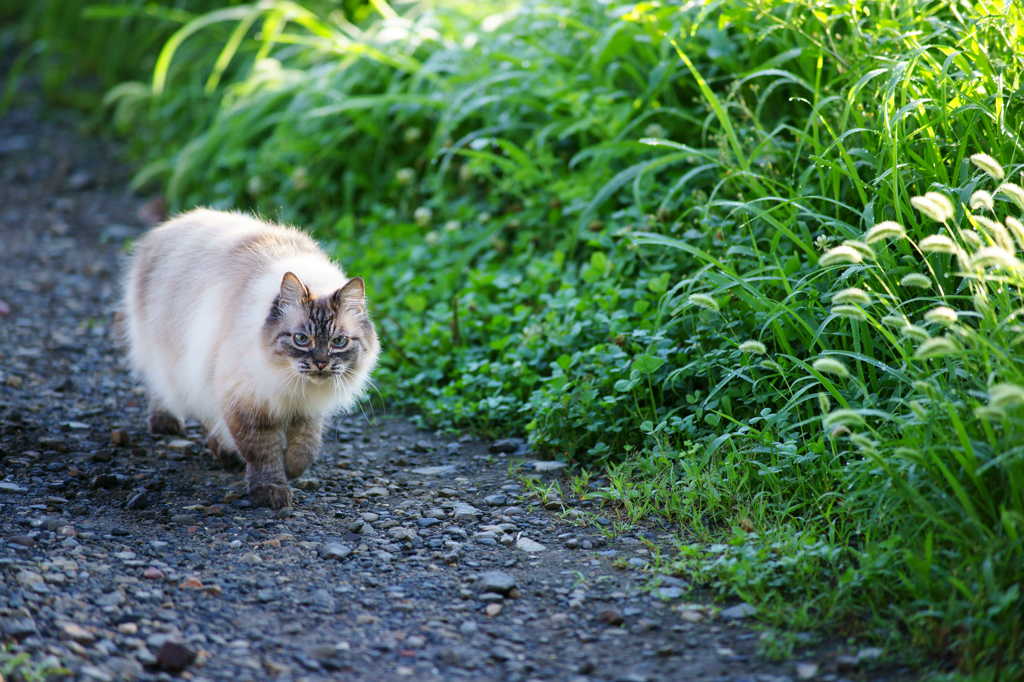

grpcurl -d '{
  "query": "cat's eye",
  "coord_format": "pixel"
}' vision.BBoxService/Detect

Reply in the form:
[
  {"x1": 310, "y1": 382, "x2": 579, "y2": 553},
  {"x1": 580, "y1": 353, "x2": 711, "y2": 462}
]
[
  {"x1": 292, "y1": 333, "x2": 312, "y2": 347},
  {"x1": 330, "y1": 335, "x2": 349, "y2": 349}
]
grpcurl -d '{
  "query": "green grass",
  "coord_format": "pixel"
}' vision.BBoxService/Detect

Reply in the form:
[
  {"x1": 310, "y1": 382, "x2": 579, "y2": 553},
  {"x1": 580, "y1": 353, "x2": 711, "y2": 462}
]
[
  {"x1": 0, "y1": 645, "x2": 67, "y2": 682},
  {"x1": 9, "y1": 0, "x2": 1024, "y2": 676}
]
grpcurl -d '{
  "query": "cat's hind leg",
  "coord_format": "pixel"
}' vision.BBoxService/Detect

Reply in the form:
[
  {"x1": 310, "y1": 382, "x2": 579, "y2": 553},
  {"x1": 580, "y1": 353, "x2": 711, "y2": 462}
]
[
  {"x1": 284, "y1": 415, "x2": 323, "y2": 479},
  {"x1": 227, "y1": 406, "x2": 291, "y2": 509},
  {"x1": 147, "y1": 398, "x2": 183, "y2": 436}
]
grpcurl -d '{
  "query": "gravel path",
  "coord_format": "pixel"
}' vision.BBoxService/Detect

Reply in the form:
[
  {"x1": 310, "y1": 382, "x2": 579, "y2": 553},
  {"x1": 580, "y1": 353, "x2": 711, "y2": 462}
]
[{"x1": 0, "y1": 102, "x2": 914, "y2": 681}]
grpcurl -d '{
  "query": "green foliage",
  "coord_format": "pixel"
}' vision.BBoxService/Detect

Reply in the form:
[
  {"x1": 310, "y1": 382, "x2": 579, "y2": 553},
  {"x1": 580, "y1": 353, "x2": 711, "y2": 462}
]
[
  {"x1": 0, "y1": 645, "x2": 67, "y2": 682},
  {"x1": 13, "y1": 0, "x2": 1024, "y2": 675}
]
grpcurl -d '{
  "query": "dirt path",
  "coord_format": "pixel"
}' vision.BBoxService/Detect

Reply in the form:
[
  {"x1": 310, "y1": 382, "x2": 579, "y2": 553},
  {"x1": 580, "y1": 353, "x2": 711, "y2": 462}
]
[{"x1": 0, "y1": 102, "x2": 912, "y2": 682}]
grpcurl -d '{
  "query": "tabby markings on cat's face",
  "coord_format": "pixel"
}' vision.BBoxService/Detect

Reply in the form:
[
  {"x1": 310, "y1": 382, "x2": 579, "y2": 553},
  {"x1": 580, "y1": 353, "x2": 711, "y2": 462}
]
[{"x1": 266, "y1": 273, "x2": 370, "y2": 384}]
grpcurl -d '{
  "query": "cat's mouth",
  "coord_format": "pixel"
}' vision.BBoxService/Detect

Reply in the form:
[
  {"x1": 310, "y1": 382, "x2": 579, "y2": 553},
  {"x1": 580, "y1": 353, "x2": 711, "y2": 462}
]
[{"x1": 301, "y1": 369, "x2": 335, "y2": 382}]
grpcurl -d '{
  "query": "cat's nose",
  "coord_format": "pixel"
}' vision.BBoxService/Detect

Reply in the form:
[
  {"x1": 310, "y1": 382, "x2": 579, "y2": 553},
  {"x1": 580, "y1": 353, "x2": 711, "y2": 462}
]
[{"x1": 314, "y1": 359, "x2": 328, "y2": 370}]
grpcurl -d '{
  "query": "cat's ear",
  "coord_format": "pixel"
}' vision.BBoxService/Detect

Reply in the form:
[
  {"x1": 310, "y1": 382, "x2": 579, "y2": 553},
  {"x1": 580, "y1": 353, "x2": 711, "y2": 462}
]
[
  {"x1": 330, "y1": 277, "x2": 366, "y2": 315},
  {"x1": 279, "y1": 271, "x2": 310, "y2": 306}
]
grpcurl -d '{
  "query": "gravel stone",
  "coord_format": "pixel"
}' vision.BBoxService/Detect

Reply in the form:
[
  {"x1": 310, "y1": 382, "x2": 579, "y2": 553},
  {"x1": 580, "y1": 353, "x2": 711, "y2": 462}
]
[
  {"x1": 478, "y1": 570, "x2": 516, "y2": 595},
  {"x1": 490, "y1": 437, "x2": 527, "y2": 454},
  {"x1": 796, "y1": 662, "x2": 819, "y2": 679},
  {"x1": 598, "y1": 609, "x2": 625, "y2": 626},
  {"x1": 320, "y1": 542, "x2": 353, "y2": 560},
  {"x1": 655, "y1": 586, "x2": 684, "y2": 600},
  {"x1": 411, "y1": 465, "x2": 457, "y2": 475},
  {"x1": 530, "y1": 460, "x2": 567, "y2": 472},
  {"x1": 515, "y1": 536, "x2": 546, "y2": 553},
  {"x1": 2, "y1": 617, "x2": 38, "y2": 639},
  {"x1": 452, "y1": 502, "x2": 480, "y2": 521},
  {"x1": 60, "y1": 622, "x2": 96, "y2": 643},
  {"x1": 156, "y1": 641, "x2": 197, "y2": 672},
  {"x1": 720, "y1": 603, "x2": 757, "y2": 620}
]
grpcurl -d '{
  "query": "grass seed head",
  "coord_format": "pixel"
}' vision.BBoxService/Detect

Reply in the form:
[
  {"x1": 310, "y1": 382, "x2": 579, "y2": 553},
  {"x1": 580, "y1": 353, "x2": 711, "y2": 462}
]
[
  {"x1": 290, "y1": 166, "x2": 309, "y2": 190},
  {"x1": 812, "y1": 357, "x2": 850, "y2": 378},
  {"x1": 919, "y1": 234, "x2": 958, "y2": 254},
  {"x1": 899, "y1": 273, "x2": 931, "y2": 288},
  {"x1": 865, "y1": 221, "x2": 906, "y2": 244},
  {"x1": 829, "y1": 425, "x2": 851, "y2": 439},
  {"x1": 974, "y1": 405, "x2": 1006, "y2": 420},
  {"x1": 246, "y1": 175, "x2": 263, "y2": 196},
  {"x1": 738, "y1": 340, "x2": 767, "y2": 354},
  {"x1": 971, "y1": 246, "x2": 1021, "y2": 270},
  {"x1": 970, "y1": 214, "x2": 1014, "y2": 250},
  {"x1": 988, "y1": 382, "x2": 1024, "y2": 408},
  {"x1": 819, "y1": 245, "x2": 864, "y2": 266},
  {"x1": 832, "y1": 287, "x2": 871, "y2": 305},
  {"x1": 414, "y1": 206, "x2": 433, "y2": 226},
  {"x1": 643, "y1": 123, "x2": 666, "y2": 138},
  {"x1": 959, "y1": 229, "x2": 983, "y2": 249},
  {"x1": 396, "y1": 167, "x2": 415, "y2": 185},
  {"x1": 1004, "y1": 215, "x2": 1024, "y2": 252},
  {"x1": 914, "y1": 336, "x2": 959, "y2": 359},
  {"x1": 911, "y1": 192, "x2": 954, "y2": 223},
  {"x1": 970, "y1": 152, "x2": 1005, "y2": 180},
  {"x1": 882, "y1": 312, "x2": 910, "y2": 328},
  {"x1": 901, "y1": 324, "x2": 930, "y2": 341},
  {"x1": 997, "y1": 182, "x2": 1024, "y2": 210},
  {"x1": 849, "y1": 433, "x2": 878, "y2": 452},
  {"x1": 687, "y1": 293, "x2": 719, "y2": 312},
  {"x1": 924, "y1": 306, "x2": 958, "y2": 326},
  {"x1": 832, "y1": 304, "x2": 868, "y2": 320},
  {"x1": 970, "y1": 190, "x2": 995, "y2": 212},
  {"x1": 822, "y1": 408, "x2": 864, "y2": 428},
  {"x1": 842, "y1": 239, "x2": 875, "y2": 260}
]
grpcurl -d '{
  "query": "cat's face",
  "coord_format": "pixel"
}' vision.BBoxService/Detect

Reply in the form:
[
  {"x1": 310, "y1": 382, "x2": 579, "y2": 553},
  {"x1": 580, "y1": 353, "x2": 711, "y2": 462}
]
[{"x1": 266, "y1": 273, "x2": 376, "y2": 384}]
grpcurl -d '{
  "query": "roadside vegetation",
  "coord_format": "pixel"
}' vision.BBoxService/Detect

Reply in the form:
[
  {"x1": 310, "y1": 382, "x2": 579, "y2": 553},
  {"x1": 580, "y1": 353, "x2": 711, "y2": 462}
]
[{"x1": 7, "y1": 0, "x2": 1024, "y2": 676}]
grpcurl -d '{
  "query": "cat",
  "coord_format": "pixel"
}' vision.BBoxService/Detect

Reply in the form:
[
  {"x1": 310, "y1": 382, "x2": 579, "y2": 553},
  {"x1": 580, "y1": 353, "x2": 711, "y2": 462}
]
[{"x1": 122, "y1": 208, "x2": 380, "y2": 509}]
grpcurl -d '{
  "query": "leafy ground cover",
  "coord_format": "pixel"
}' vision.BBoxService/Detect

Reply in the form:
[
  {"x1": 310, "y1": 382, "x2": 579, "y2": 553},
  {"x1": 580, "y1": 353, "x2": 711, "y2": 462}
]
[{"x1": 8, "y1": 0, "x2": 1024, "y2": 677}]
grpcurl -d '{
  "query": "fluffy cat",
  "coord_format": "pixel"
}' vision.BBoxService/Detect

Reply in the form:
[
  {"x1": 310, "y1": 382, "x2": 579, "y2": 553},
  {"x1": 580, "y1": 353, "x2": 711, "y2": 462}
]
[{"x1": 123, "y1": 208, "x2": 379, "y2": 508}]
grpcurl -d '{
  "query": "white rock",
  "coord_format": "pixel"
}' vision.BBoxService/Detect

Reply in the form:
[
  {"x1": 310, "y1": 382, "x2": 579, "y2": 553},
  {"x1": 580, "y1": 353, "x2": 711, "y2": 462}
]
[
  {"x1": 451, "y1": 502, "x2": 480, "y2": 521},
  {"x1": 410, "y1": 465, "x2": 458, "y2": 476},
  {"x1": 796, "y1": 662, "x2": 819, "y2": 679},
  {"x1": 515, "y1": 536, "x2": 546, "y2": 553},
  {"x1": 719, "y1": 602, "x2": 756, "y2": 620},
  {"x1": 531, "y1": 461, "x2": 567, "y2": 472}
]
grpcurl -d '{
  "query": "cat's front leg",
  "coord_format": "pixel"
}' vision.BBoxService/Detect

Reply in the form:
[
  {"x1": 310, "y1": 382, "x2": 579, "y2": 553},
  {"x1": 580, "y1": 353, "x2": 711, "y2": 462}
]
[
  {"x1": 284, "y1": 415, "x2": 323, "y2": 479},
  {"x1": 227, "y1": 407, "x2": 291, "y2": 509},
  {"x1": 206, "y1": 432, "x2": 244, "y2": 471}
]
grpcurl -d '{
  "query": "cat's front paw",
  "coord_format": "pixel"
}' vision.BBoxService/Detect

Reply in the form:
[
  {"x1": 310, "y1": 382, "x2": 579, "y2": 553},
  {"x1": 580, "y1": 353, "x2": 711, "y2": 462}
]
[
  {"x1": 284, "y1": 449, "x2": 315, "y2": 479},
  {"x1": 249, "y1": 483, "x2": 293, "y2": 509}
]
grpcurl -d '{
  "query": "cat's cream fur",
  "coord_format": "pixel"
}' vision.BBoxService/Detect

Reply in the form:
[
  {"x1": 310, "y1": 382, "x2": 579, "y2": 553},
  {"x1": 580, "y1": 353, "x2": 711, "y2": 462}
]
[{"x1": 123, "y1": 208, "x2": 379, "y2": 507}]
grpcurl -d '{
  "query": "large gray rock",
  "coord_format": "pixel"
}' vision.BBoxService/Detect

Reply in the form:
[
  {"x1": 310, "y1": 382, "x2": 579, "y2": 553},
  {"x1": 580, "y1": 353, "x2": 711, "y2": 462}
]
[
  {"x1": 478, "y1": 571, "x2": 516, "y2": 596},
  {"x1": 319, "y1": 542, "x2": 352, "y2": 560}
]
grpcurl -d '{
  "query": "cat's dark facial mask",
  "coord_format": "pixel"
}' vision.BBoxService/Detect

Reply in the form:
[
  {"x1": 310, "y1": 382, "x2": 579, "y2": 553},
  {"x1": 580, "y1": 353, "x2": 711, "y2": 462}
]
[{"x1": 267, "y1": 274, "x2": 371, "y2": 382}]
